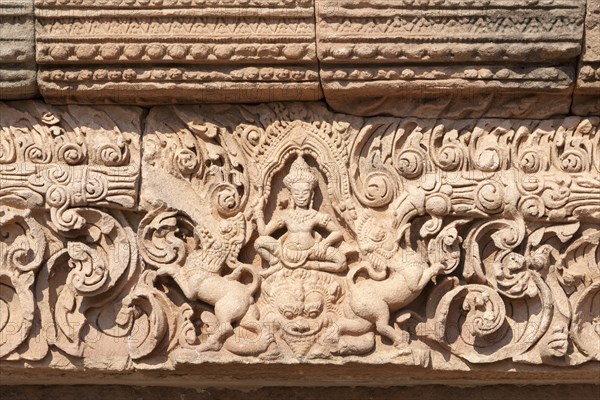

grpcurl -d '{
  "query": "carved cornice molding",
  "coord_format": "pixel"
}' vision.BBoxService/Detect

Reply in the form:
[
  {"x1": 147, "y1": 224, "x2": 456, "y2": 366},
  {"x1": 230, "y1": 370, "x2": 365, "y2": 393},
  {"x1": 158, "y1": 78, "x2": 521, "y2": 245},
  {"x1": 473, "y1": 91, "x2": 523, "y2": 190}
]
[
  {"x1": 573, "y1": 0, "x2": 600, "y2": 115},
  {"x1": 1, "y1": 101, "x2": 598, "y2": 375},
  {"x1": 34, "y1": 0, "x2": 320, "y2": 104},
  {"x1": 0, "y1": 1, "x2": 598, "y2": 117},
  {"x1": 0, "y1": 0, "x2": 37, "y2": 99},
  {"x1": 316, "y1": 0, "x2": 585, "y2": 118}
]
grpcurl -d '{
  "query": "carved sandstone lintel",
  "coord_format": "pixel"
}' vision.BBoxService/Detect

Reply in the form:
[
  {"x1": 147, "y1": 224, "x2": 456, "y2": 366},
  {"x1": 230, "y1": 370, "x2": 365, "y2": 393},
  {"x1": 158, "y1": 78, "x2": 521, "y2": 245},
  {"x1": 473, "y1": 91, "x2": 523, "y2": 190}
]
[
  {"x1": 1, "y1": 101, "x2": 598, "y2": 374},
  {"x1": 0, "y1": 0, "x2": 37, "y2": 100},
  {"x1": 135, "y1": 103, "x2": 599, "y2": 367},
  {"x1": 0, "y1": 101, "x2": 142, "y2": 366}
]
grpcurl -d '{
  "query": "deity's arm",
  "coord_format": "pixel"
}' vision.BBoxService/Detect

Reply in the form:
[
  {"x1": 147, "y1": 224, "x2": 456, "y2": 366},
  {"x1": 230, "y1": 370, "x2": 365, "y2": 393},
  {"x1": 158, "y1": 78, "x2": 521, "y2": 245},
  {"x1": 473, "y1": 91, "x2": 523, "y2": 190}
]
[
  {"x1": 319, "y1": 214, "x2": 343, "y2": 246},
  {"x1": 242, "y1": 210, "x2": 256, "y2": 242},
  {"x1": 255, "y1": 203, "x2": 285, "y2": 236},
  {"x1": 252, "y1": 200, "x2": 267, "y2": 235},
  {"x1": 262, "y1": 216, "x2": 285, "y2": 236}
]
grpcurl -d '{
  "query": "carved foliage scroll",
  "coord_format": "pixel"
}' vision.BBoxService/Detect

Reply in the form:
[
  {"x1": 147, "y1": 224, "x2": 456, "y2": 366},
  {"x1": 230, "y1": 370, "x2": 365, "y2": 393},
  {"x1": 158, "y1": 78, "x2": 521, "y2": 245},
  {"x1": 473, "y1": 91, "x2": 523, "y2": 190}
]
[
  {"x1": 1, "y1": 102, "x2": 599, "y2": 370},
  {"x1": 0, "y1": 101, "x2": 142, "y2": 364},
  {"x1": 133, "y1": 103, "x2": 599, "y2": 367}
]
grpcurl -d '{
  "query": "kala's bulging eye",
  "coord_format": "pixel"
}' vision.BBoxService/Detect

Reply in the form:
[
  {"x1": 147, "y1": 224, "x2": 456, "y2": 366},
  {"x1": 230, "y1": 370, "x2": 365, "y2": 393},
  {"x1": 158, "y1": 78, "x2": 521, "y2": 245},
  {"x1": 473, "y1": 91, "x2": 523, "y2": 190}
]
[
  {"x1": 283, "y1": 310, "x2": 294, "y2": 320},
  {"x1": 307, "y1": 311, "x2": 319, "y2": 319}
]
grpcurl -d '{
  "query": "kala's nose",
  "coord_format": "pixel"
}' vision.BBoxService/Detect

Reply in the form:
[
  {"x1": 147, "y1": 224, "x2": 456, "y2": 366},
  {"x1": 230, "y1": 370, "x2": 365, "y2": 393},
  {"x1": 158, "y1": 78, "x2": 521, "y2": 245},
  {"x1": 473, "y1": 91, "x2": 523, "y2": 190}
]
[{"x1": 290, "y1": 323, "x2": 311, "y2": 334}]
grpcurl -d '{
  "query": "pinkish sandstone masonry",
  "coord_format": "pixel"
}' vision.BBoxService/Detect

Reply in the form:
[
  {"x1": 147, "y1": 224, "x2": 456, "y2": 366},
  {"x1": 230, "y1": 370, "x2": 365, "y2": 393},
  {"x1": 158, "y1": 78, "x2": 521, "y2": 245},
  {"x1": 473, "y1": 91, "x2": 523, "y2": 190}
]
[{"x1": 0, "y1": 0, "x2": 599, "y2": 395}]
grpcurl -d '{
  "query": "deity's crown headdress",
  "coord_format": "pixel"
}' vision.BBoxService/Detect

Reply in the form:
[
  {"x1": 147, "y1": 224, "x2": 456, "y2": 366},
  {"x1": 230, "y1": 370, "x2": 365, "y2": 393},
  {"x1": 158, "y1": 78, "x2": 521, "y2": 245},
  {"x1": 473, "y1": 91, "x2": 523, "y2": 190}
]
[{"x1": 283, "y1": 156, "x2": 318, "y2": 189}]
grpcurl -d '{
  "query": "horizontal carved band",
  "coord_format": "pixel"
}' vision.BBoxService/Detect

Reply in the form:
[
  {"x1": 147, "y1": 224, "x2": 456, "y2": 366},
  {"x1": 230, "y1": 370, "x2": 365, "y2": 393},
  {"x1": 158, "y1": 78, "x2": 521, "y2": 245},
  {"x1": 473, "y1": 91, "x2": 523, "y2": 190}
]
[
  {"x1": 33, "y1": 0, "x2": 320, "y2": 105},
  {"x1": 1, "y1": 0, "x2": 599, "y2": 117},
  {"x1": 573, "y1": 0, "x2": 600, "y2": 115},
  {"x1": 1, "y1": 101, "x2": 598, "y2": 373},
  {"x1": 0, "y1": 0, "x2": 37, "y2": 99}
]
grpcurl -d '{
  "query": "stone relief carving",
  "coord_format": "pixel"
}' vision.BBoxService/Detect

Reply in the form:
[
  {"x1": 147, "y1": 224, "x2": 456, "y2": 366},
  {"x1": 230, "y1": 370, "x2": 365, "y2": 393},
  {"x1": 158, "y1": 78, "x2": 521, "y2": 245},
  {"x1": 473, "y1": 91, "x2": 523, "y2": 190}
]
[
  {"x1": 0, "y1": 0, "x2": 596, "y2": 118},
  {"x1": 573, "y1": 0, "x2": 600, "y2": 116},
  {"x1": 1, "y1": 101, "x2": 599, "y2": 370},
  {"x1": 129, "y1": 103, "x2": 599, "y2": 367},
  {"x1": 0, "y1": 101, "x2": 142, "y2": 366},
  {"x1": 316, "y1": 0, "x2": 585, "y2": 118},
  {"x1": 254, "y1": 156, "x2": 347, "y2": 276},
  {"x1": 34, "y1": 0, "x2": 320, "y2": 104}
]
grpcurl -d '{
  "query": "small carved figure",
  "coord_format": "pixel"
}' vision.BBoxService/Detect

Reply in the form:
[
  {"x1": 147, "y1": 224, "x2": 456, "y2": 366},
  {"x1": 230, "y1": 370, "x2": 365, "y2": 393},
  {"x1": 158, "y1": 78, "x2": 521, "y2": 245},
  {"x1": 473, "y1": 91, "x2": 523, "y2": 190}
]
[
  {"x1": 154, "y1": 215, "x2": 260, "y2": 352},
  {"x1": 254, "y1": 156, "x2": 347, "y2": 276},
  {"x1": 329, "y1": 217, "x2": 449, "y2": 353}
]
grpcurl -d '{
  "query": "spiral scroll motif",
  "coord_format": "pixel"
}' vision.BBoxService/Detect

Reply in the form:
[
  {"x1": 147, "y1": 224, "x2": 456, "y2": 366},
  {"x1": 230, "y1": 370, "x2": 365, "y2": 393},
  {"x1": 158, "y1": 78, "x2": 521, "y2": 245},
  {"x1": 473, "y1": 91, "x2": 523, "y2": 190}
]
[
  {"x1": 24, "y1": 144, "x2": 52, "y2": 164},
  {"x1": 425, "y1": 279, "x2": 552, "y2": 363},
  {"x1": 58, "y1": 143, "x2": 86, "y2": 165},
  {"x1": 475, "y1": 181, "x2": 504, "y2": 214},
  {"x1": 99, "y1": 143, "x2": 129, "y2": 166},
  {"x1": 572, "y1": 281, "x2": 600, "y2": 360},
  {"x1": 360, "y1": 171, "x2": 396, "y2": 208},
  {"x1": 437, "y1": 143, "x2": 464, "y2": 171},
  {"x1": 139, "y1": 209, "x2": 193, "y2": 269},
  {"x1": 211, "y1": 183, "x2": 243, "y2": 217},
  {"x1": 0, "y1": 206, "x2": 46, "y2": 358},
  {"x1": 396, "y1": 149, "x2": 424, "y2": 179},
  {"x1": 174, "y1": 148, "x2": 201, "y2": 176}
]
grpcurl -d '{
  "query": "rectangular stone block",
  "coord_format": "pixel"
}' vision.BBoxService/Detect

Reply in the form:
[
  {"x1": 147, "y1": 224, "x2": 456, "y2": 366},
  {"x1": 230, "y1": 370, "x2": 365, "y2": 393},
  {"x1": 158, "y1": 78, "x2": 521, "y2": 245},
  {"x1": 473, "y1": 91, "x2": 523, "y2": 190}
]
[
  {"x1": 0, "y1": 101, "x2": 142, "y2": 216},
  {"x1": 35, "y1": 0, "x2": 321, "y2": 104},
  {"x1": 573, "y1": 0, "x2": 600, "y2": 116},
  {"x1": 316, "y1": 0, "x2": 585, "y2": 118},
  {"x1": 0, "y1": 102, "x2": 143, "y2": 372},
  {"x1": 0, "y1": 0, "x2": 36, "y2": 99},
  {"x1": 1, "y1": 102, "x2": 599, "y2": 384}
]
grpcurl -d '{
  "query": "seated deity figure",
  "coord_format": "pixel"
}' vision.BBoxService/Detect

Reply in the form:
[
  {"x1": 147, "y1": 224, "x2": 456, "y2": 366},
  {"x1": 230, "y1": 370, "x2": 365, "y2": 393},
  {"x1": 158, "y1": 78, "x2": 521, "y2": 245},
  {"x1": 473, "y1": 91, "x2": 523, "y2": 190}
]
[{"x1": 254, "y1": 156, "x2": 347, "y2": 276}]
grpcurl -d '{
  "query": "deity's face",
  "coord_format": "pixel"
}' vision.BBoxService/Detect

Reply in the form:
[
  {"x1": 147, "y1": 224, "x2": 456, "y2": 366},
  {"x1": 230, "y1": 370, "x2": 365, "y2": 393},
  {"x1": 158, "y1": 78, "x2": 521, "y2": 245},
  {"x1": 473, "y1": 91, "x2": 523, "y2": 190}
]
[{"x1": 290, "y1": 181, "x2": 313, "y2": 208}]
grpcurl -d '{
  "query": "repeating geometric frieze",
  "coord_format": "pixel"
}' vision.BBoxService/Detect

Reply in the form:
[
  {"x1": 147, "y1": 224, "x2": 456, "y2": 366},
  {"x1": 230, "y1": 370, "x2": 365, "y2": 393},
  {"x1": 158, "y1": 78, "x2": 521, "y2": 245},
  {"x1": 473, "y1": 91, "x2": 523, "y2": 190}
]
[
  {"x1": 317, "y1": 0, "x2": 584, "y2": 63},
  {"x1": 316, "y1": 0, "x2": 585, "y2": 118},
  {"x1": 34, "y1": 0, "x2": 320, "y2": 104},
  {"x1": 0, "y1": 101, "x2": 599, "y2": 371},
  {"x1": 0, "y1": 0, "x2": 597, "y2": 115}
]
